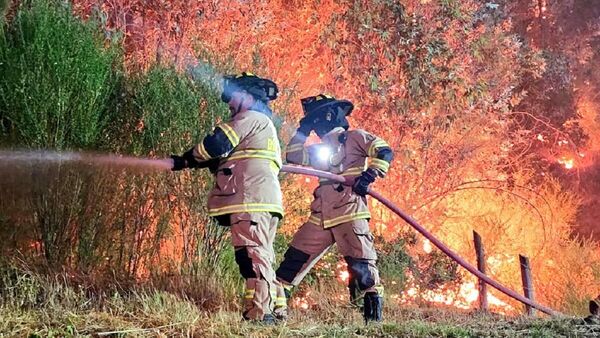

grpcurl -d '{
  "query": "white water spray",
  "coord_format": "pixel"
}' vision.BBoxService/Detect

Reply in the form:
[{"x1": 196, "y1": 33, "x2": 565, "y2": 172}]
[{"x1": 0, "y1": 150, "x2": 173, "y2": 171}]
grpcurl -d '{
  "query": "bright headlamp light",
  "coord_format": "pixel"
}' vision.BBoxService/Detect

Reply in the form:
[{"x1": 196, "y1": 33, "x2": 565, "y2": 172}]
[
  {"x1": 307, "y1": 143, "x2": 333, "y2": 165},
  {"x1": 316, "y1": 145, "x2": 332, "y2": 162}
]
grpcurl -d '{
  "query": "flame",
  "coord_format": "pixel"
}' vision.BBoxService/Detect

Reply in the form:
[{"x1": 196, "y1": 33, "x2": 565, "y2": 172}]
[
  {"x1": 292, "y1": 297, "x2": 310, "y2": 309},
  {"x1": 330, "y1": 255, "x2": 513, "y2": 314},
  {"x1": 339, "y1": 270, "x2": 350, "y2": 283},
  {"x1": 336, "y1": 261, "x2": 350, "y2": 283},
  {"x1": 423, "y1": 239, "x2": 433, "y2": 254},
  {"x1": 292, "y1": 291, "x2": 312, "y2": 310},
  {"x1": 395, "y1": 274, "x2": 514, "y2": 314},
  {"x1": 557, "y1": 157, "x2": 574, "y2": 169}
]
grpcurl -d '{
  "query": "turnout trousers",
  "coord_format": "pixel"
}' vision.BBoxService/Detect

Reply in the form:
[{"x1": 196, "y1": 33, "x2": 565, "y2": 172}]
[
  {"x1": 223, "y1": 212, "x2": 285, "y2": 320},
  {"x1": 276, "y1": 218, "x2": 382, "y2": 297}
]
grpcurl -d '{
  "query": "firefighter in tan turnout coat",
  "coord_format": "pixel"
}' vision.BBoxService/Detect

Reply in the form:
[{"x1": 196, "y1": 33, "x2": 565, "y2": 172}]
[
  {"x1": 276, "y1": 95, "x2": 393, "y2": 322},
  {"x1": 171, "y1": 73, "x2": 284, "y2": 323}
]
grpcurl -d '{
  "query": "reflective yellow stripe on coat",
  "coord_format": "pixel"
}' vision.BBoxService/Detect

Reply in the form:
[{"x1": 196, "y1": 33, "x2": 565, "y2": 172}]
[
  {"x1": 208, "y1": 203, "x2": 285, "y2": 217},
  {"x1": 368, "y1": 158, "x2": 390, "y2": 173},
  {"x1": 225, "y1": 149, "x2": 282, "y2": 168},
  {"x1": 219, "y1": 123, "x2": 241, "y2": 147}
]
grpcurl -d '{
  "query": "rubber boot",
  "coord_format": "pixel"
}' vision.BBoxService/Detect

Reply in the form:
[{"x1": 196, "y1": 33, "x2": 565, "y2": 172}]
[{"x1": 363, "y1": 292, "x2": 383, "y2": 323}]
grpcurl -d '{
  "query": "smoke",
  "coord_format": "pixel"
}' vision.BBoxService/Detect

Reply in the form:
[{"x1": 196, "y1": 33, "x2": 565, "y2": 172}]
[
  {"x1": 185, "y1": 60, "x2": 293, "y2": 134},
  {"x1": 185, "y1": 61, "x2": 224, "y2": 94}
]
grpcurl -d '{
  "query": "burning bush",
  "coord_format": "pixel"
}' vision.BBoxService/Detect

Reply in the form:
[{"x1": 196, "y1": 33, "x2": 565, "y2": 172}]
[
  {"x1": 0, "y1": 0, "x2": 235, "y2": 287},
  {"x1": 0, "y1": 0, "x2": 599, "y2": 318}
]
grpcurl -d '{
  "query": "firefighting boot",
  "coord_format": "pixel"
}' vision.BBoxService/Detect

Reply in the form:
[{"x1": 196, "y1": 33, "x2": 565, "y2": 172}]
[
  {"x1": 273, "y1": 283, "x2": 289, "y2": 321},
  {"x1": 261, "y1": 314, "x2": 277, "y2": 325},
  {"x1": 363, "y1": 292, "x2": 383, "y2": 323},
  {"x1": 585, "y1": 298, "x2": 600, "y2": 324}
]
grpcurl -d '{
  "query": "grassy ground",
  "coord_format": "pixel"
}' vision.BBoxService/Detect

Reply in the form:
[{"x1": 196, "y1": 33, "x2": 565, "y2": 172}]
[
  {"x1": 1, "y1": 264, "x2": 598, "y2": 337},
  {"x1": 2, "y1": 295, "x2": 599, "y2": 337}
]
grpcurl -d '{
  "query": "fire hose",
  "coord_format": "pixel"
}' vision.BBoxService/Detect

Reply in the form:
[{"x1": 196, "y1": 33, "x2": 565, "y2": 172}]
[{"x1": 281, "y1": 164, "x2": 561, "y2": 316}]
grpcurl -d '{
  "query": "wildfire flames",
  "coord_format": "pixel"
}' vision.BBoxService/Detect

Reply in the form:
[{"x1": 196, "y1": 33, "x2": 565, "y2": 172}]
[
  {"x1": 58, "y1": 0, "x2": 600, "y2": 317},
  {"x1": 292, "y1": 292, "x2": 311, "y2": 310},
  {"x1": 557, "y1": 157, "x2": 574, "y2": 170},
  {"x1": 396, "y1": 275, "x2": 514, "y2": 315},
  {"x1": 423, "y1": 239, "x2": 433, "y2": 254},
  {"x1": 291, "y1": 263, "x2": 515, "y2": 314},
  {"x1": 337, "y1": 261, "x2": 350, "y2": 283}
]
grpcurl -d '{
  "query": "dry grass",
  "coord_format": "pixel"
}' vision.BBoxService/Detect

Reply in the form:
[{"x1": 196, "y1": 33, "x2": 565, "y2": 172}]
[
  {"x1": 3, "y1": 305, "x2": 600, "y2": 337},
  {"x1": 2, "y1": 265, "x2": 600, "y2": 337}
]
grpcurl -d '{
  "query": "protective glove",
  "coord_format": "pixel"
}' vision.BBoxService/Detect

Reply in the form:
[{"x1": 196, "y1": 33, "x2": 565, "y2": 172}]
[
  {"x1": 297, "y1": 117, "x2": 313, "y2": 136},
  {"x1": 170, "y1": 148, "x2": 201, "y2": 171},
  {"x1": 352, "y1": 168, "x2": 378, "y2": 196},
  {"x1": 205, "y1": 158, "x2": 220, "y2": 174},
  {"x1": 170, "y1": 155, "x2": 188, "y2": 171}
]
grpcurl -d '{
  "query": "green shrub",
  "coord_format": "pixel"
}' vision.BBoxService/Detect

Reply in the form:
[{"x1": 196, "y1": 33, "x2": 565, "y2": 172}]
[
  {"x1": 0, "y1": 0, "x2": 8, "y2": 23},
  {"x1": 0, "y1": 0, "x2": 118, "y2": 149},
  {"x1": 124, "y1": 65, "x2": 228, "y2": 155},
  {"x1": 378, "y1": 232, "x2": 460, "y2": 295},
  {"x1": 377, "y1": 235, "x2": 414, "y2": 286}
]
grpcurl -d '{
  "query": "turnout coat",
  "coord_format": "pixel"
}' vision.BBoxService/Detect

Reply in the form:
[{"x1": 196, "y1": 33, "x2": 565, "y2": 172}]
[
  {"x1": 285, "y1": 127, "x2": 391, "y2": 228},
  {"x1": 191, "y1": 109, "x2": 283, "y2": 218}
]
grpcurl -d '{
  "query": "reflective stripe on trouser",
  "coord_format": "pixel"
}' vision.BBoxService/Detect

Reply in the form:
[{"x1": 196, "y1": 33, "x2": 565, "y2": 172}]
[
  {"x1": 272, "y1": 283, "x2": 288, "y2": 319},
  {"x1": 230, "y1": 212, "x2": 282, "y2": 320},
  {"x1": 276, "y1": 218, "x2": 382, "y2": 294}
]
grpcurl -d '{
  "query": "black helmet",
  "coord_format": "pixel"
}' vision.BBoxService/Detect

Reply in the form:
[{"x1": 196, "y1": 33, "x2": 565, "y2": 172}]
[
  {"x1": 301, "y1": 94, "x2": 353, "y2": 136},
  {"x1": 301, "y1": 94, "x2": 353, "y2": 118},
  {"x1": 221, "y1": 72, "x2": 278, "y2": 103}
]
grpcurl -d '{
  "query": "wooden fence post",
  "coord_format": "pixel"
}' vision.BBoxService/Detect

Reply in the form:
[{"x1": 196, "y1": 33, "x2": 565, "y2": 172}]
[
  {"x1": 473, "y1": 231, "x2": 488, "y2": 312},
  {"x1": 519, "y1": 254, "x2": 536, "y2": 316}
]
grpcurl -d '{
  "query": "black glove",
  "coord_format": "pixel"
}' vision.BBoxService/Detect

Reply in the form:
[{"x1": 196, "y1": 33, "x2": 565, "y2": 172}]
[
  {"x1": 297, "y1": 117, "x2": 313, "y2": 136},
  {"x1": 183, "y1": 148, "x2": 202, "y2": 168},
  {"x1": 171, "y1": 155, "x2": 188, "y2": 171},
  {"x1": 205, "y1": 158, "x2": 220, "y2": 174},
  {"x1": 352, "y1": 168, "x2": 378, "y2": 196},
  {"x1": 170, "y1": 148, "x2": 201, "y2": 171}
]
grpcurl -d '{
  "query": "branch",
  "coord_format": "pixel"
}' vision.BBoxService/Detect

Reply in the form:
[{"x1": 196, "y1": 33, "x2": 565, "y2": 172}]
[{"x1": 96, "y1": 322, "x2": 186, "y2": 336}]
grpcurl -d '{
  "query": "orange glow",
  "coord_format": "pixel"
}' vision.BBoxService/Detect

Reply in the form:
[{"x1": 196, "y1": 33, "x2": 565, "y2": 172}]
[
  {"x1": 292, "y1": 291, "x2": 312, "y2": 310},
  {"x1": 396, "y1": 274, "x2": 514, "y2": 314},
  {"x1": 67, "y1": 0, "x2": 600, "y2": 315},
  {"x1": 336, "y1": 261, "x2": 350, "y2": 283},
  {"x1": 339, "y1": 270, "x2": 350, "y2": 283},
  {"x1": 557, "y1": 157, "x2": 574, "y2": 169},
  {"x1": 292, "y1": 297, "x2": 310, "y2": 310}
]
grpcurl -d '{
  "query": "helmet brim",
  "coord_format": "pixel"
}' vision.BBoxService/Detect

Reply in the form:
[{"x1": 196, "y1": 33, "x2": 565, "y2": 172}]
[
  {"x1": 222, "y1": 75, "x2": 279, "y2": 103},
  {"x1": 304, "y1": 100, "x2": 354, "y2": 120}
]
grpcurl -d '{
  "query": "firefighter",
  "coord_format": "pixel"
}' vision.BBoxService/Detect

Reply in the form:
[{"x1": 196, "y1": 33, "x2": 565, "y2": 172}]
[
  {"x1": 275, "y1": 94, "x2": 393, "y2": 323},
  {"x1": 171, "y1": 72, "x2": 285, "y2": 323}
]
